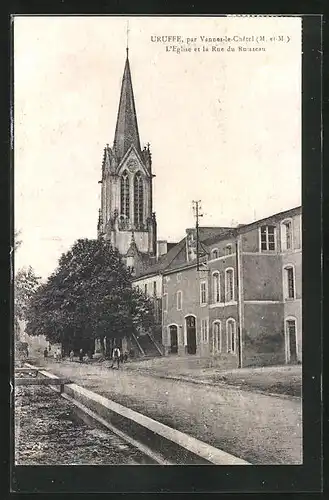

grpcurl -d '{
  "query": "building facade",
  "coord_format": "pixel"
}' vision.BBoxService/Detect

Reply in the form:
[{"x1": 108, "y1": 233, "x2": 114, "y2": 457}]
[{"x1": 162, "y1": 207, "x2": 302, "y2": 368}]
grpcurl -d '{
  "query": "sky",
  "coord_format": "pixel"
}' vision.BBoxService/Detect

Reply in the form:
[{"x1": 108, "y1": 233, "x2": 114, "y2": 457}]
[{"x1": 14, "y1": 16, "x2": 302, "y2": 279}]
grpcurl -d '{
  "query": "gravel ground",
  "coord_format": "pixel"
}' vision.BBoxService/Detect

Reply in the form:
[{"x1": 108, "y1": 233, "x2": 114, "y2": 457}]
[
  {"x1": 14, "y1": 385, "x2": 153, "y2": 465},
  {"x1": 125, "y1": 357, "x2": 302, "y2": 396},
  {"x1": 34, "y1": 358, "x2": 303, "y2": 465}
]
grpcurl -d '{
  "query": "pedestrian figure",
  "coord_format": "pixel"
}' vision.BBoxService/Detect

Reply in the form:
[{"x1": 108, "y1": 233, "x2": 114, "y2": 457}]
[
  {"x1": 79, "y1": 348, "x2": 83, "y2": 363},
  {"x1": 69, "y1": 350, "x2": 74, "y2": 362},
  {"x1": 44, "y1": 348, "x2": 48, "y2": 359},
  {"x1": 56, "y1": 349, "x2": 62, "y2": 362},
  {"x1": 123, "y1": 352, "x2": 128, "y2": 363},
  {"x1": 111, "y1": 346, "x2": 121, "y2": 369}
]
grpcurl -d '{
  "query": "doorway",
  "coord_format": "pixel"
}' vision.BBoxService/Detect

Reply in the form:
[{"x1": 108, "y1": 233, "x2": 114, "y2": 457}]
[
  {"x1": 286, "y1": 319, "x2": 297, "y2": 363},
  {"x1": 169, "y1": 325, "x2": 178, "y2": 354},
  {"x1": 186, "y1": 316, "x2": 197, "y2": 355}
]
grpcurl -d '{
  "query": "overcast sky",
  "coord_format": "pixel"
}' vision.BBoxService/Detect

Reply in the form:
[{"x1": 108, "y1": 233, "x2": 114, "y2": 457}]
[{"x1": 14, "y1": 16, "x2": 301, "y2": 279}]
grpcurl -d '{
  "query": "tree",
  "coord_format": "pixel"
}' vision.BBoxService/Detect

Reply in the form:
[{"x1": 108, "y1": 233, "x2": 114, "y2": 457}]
[
  {"x1": 25, "y1": 238, "x2": 155, "y2": 355},
  {"x1": 14, "y1": 266, "x2": 41, "y2": 340}
]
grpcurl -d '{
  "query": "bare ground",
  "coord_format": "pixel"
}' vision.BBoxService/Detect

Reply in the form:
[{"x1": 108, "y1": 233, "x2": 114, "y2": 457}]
[{"x1": 14, "y1": 385, "x2": 153, "y2": 465}]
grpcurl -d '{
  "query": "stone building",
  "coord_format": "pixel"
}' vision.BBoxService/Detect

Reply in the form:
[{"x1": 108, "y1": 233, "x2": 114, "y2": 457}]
[{"x1": 161, "y1": 206, "x2": 302, "y2": 368}]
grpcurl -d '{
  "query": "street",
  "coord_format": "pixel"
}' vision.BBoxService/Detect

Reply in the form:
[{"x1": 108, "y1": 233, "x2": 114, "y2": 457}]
[{"x1": 33, "y1": 358, "x2": 302, "y2": 465}]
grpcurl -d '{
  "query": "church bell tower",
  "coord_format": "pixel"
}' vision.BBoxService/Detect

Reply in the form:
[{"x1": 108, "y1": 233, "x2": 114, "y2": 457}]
[{"x1": 97, "y1": 47, "x2": 157, "y2": 265}]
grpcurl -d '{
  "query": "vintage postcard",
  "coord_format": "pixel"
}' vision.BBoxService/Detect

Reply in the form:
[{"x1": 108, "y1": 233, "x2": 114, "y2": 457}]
[{"x1": 12, "y1": 13, "x2": 322, "y2": 493}]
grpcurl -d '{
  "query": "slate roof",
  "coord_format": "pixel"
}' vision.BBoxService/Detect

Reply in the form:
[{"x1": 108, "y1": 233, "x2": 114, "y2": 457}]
[
  {"x1": 113, "y1": 52, "x2": 141, "y2": 161},
  {"x1": 133, "y1": 226, "x2": 233, "y2": 279}
]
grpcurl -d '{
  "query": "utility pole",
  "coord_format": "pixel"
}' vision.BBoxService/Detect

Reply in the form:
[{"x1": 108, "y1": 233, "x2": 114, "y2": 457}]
[{"x1": 192, "y1": 200, "x2": 207, "y2": 272}]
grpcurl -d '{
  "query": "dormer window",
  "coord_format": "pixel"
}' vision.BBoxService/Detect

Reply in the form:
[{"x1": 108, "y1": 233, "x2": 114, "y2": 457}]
[
  {"x1": 211, "y1": 249, "x2": 219, "y2": 259},
  {"x1": 225, "y1": 244, "x2": 232, "y2": 255}
]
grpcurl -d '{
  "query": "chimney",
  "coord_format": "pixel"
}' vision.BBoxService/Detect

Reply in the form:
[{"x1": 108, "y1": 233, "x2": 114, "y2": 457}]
[{"x1": 157, "y1": 240, "x2": 168, "y2": 260}]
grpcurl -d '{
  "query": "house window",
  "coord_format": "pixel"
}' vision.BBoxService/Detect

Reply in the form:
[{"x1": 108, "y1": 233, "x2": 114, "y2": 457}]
[
  {"x1": 200, "y1": 281, "x2": 207, "y2": 305},
  {"x1": 213, "y1": 321, "x2": 222, "y2": 353},
  {"x1": 226, "y1": 318, "x2": 236, "y2": 353},
  {"x1": 201, "y1": 318, "x2": 209, "y2": 343},
  {"x1": 225, "y1": 244, "x2": 232, "y2": 255},
  {"x1": 120, "y1": 170, "x2": 130, "y2": 218},
  {"x1": 281, "y1": 219, "x2": 293, "y2": 251},
  {"x1": 212, "y1": 272, "x2": 220, "y2": 303},
  {"x1": 144, "y1": 284, "x2": 148, "y2": 295},
  {"x1": 177, "y1": 273, "x2": 182, "y2": 282},
  {"x1": 284, "y1": 266, "x2": 295, "y2": 299},
  {"x1": 177, "y1": 291, "x2": 182, "y2": 311},
  {"x1": 225, "y1": 268, "x2": 234, "y2": 302},
  {"x1": 153, "y1": 281, "x2": 157, "y2": 296},
  {"x1": 163, "y1": 293, "x2": 168, "y2": 312},
  {"x1": 260, "y1": 225, "x2": 276, "y2": 251},
  {"x1": 134, "y1": 171, "x2": 144, "y2": 228},
  {"x1": 211, "y1": 249, "x2": 219, "y2": 259}
]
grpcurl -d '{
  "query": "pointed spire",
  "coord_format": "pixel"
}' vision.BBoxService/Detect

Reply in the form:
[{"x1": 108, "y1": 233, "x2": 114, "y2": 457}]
[
  {"x1": 126, "y1": 20, "x2": 129, "y2": 56},
  {"x1": 113, "y1": 47, "x2": 141, "y2": 161}
]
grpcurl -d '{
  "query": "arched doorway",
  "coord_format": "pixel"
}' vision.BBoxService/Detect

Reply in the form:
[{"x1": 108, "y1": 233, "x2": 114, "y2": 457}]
[
  {"x1": 186, "y1": 315, "x2": 197, "y2": 355},
  {"x1": 285, "y1": 318, "x2": 297, "y2": 363},
  {"x1": 169, "y1": 325, "x2": 178, "y2": 354}
]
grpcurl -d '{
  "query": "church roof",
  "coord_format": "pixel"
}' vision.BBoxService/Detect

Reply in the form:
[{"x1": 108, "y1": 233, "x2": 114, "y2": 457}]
[{"x1": 113, "y1": 51, "x2": 141, "y2": 162}]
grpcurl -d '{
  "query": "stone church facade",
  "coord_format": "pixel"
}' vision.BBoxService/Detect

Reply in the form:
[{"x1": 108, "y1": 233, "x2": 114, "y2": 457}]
[{"x1": 97, "y1": 49, "x2": 157, "y2": 274}]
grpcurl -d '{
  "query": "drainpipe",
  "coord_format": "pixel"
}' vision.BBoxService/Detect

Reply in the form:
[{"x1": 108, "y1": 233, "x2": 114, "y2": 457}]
[{"x1": 235, "y1": 234, "x2": 244, "y2": 368}]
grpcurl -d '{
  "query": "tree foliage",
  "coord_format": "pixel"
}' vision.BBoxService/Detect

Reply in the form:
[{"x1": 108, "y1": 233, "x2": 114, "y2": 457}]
[
  {"x1": 25, "y1": 238, "x2": 155, "y2": 350},
  {"x1": 14, "y1": 266, "x2": 41, "y2": 340},
  {"x1": 15, "y1": 266, "x2": 41, "y2": 321}
]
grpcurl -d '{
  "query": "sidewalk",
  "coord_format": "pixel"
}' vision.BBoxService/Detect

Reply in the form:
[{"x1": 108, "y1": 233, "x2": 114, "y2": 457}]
[{"x1": 120, "y1": 356, "x2": 302, "y2": 398}]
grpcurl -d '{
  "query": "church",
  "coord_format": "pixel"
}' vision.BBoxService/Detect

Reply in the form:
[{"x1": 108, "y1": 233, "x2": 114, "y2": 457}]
[
  {"x1": 95, "y1": 47, "x2": 302, "y2": 367},
  {"x1": 97, "y1": 47, "x2": 164, "y2": 276}
]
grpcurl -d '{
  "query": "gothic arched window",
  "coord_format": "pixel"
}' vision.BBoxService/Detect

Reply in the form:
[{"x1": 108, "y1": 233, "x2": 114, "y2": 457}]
[
  {"x1": 120, "y1": 170, "x2": 130, "y2": 219},
  {"x1": 134, "y1": 171, "x2": 144, "y2": 228}
]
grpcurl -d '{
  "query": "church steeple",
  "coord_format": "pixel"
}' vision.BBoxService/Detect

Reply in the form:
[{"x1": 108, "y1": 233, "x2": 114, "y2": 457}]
[
  {"x1": 99, "y1": 43, "x2": 157, "y2": 259},
  {"x1": 113, "y1": 51, "x2": 141, "y2": 161}
]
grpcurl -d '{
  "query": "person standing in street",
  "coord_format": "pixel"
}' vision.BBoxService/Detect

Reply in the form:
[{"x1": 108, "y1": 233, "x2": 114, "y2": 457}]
[
  {"x1": 44, "y1": 347, "x2": 48, "y2": 359},
  {"x1": 111, "y1": 346, "x2": 121, "y2": 369},
  {"x1": 79, "y1": 348, "x2": 83, "y2": 363},
  {"x1": 69, "y1": 349, "x2": 74, "y2": 362}
]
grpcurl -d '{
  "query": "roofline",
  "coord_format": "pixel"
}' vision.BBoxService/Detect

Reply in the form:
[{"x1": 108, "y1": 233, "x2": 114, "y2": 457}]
[
  {"x1": 163, "y1": 258, "x2": 206, "y2": 276},
  {"x1": 236, "y1": 205, "x2": 302, "y2": 234},
  {"x1": 203, "y1": 206, "x2": 302, "y2": 245},
  {"x1": 132, "y1": 271, "x2": 160, "y2": 282}
]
